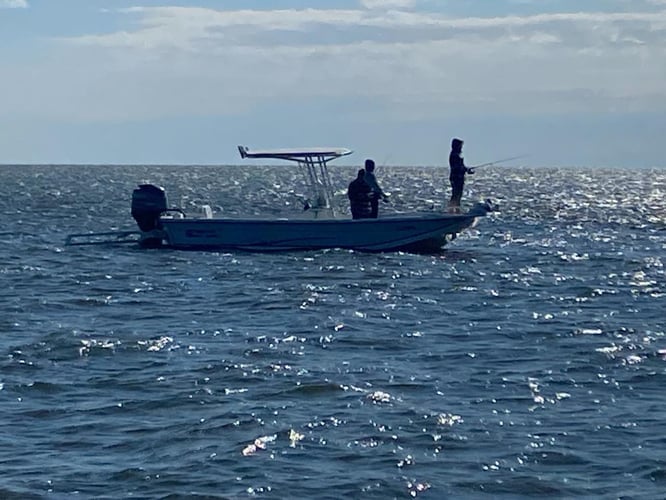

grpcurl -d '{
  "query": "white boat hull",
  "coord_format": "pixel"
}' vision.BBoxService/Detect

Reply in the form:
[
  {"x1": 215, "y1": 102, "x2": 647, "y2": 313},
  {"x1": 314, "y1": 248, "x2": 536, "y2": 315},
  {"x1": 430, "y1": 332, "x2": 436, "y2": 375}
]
[{"x1": 148, "y1": 211, "x2": 483, "y2": 253}]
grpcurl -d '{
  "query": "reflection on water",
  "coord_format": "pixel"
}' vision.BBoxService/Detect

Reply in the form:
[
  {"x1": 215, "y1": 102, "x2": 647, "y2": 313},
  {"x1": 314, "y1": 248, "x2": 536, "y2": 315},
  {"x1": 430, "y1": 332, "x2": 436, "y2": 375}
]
[{"x1": 0, "y1": 164, "x2": 665, "y2": 498}]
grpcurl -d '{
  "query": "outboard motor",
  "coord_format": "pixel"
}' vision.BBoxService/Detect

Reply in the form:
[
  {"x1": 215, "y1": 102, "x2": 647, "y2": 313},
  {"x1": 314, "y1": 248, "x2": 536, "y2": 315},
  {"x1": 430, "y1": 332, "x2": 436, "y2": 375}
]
[{"x1": 131, "y1": 184, "x2": 167, "y2": 232}]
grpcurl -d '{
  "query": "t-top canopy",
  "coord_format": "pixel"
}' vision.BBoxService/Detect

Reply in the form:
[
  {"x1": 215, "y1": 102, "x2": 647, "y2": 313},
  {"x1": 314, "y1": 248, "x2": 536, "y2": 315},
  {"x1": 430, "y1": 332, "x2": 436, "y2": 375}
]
[{"x1": 238, "y1": 145, "x2": 353, "y2": 163}]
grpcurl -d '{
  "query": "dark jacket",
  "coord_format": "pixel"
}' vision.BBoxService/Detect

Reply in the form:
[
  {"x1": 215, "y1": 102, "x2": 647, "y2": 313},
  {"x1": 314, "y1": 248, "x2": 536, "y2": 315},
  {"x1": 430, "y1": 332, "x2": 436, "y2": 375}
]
[
  {"x1": 449, "y1": 151, "x2": 470, "y2": 182},
  {"x1": 348, "y1": 176, "x2": 372, "y2": 219}
]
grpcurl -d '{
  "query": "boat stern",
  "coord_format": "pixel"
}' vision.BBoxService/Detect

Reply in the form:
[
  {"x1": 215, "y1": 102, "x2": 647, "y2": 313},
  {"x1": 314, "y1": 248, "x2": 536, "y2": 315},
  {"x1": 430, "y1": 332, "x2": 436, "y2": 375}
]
[
  {"x1": 131, "y1": 183, "x2": 187, "y2": 248},
  {"x1": 131, "y1": 184, "x2": 168, "y2": 232}
]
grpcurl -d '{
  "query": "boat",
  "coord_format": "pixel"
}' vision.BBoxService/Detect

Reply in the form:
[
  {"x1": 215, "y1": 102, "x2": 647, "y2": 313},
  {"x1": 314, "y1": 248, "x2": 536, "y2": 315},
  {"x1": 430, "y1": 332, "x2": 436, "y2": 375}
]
[{"x1": 66, "y1": 146, "x2": 495, "y2": 253}]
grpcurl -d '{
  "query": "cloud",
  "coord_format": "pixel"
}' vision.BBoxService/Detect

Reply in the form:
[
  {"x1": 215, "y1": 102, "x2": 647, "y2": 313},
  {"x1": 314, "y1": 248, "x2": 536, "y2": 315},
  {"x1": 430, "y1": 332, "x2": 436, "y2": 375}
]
[
  {"x1": 0, "y1": 0, "x2": 28, "y2": 8},
  {"x1": 67, "y1": 6, "x2": 666, "y2": 50},
  {"x1": 6, "y1": 5, "x2": 666, "y2": 123},
  {"x1": 360, "y1": 0, "x2": 417, "y2": 9}
]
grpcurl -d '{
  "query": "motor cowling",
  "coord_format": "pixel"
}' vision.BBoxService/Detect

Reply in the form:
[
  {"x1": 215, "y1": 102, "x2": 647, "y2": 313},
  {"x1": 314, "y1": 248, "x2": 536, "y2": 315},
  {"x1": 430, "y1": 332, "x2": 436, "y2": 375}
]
[{"x1": 131, "y1": 184, "x2": 167, "y2": 232}]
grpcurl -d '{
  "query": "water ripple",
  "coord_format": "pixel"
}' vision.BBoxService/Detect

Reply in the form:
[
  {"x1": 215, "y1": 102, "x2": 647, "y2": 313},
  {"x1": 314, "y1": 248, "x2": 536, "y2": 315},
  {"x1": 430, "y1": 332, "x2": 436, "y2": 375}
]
[{"x1": 0, "y1": 164, "x2": 665, "y2": 497}]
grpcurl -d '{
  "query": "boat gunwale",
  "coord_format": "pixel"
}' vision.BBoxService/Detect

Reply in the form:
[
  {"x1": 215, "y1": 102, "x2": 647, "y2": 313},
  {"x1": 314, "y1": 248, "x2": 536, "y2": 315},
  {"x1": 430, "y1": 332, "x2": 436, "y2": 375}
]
[{"x1": 158, "y1": 213, "x2": 478, "y2": 226}]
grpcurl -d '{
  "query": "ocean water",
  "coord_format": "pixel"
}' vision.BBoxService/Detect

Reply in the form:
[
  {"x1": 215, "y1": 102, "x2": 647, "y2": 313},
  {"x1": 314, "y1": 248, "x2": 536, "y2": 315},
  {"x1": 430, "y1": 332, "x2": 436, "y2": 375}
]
[{"x1": 1, "y1": 164, "x2": 665, "y2": 499}]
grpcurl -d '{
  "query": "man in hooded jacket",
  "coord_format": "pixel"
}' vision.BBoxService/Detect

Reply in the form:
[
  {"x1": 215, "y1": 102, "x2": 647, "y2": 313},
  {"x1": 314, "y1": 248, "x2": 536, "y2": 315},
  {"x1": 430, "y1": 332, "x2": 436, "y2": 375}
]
[{"x1": 448, "y1": 138, "x2": 474, "y2": 212}]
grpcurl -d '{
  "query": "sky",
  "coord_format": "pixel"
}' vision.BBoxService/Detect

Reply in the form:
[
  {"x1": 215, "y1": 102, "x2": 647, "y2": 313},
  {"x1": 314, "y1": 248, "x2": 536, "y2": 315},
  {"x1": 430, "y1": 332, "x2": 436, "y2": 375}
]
[{"x1": 1, "y1": 0, "x2": 665, "y2": 167}]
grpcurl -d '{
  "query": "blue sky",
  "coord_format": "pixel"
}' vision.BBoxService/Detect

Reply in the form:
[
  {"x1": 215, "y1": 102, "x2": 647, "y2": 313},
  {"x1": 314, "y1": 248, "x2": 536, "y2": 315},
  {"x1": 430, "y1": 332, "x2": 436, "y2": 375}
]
[{"x1": 1, "y1": 0, "x2": 665, "y2": 167}]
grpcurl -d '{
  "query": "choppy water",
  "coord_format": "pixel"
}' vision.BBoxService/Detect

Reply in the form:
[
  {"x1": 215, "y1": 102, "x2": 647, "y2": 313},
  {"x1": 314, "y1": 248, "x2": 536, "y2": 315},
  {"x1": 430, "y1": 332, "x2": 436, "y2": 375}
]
[{"x1": 1, "y1": 164, "x2": 665, "y2": 499}]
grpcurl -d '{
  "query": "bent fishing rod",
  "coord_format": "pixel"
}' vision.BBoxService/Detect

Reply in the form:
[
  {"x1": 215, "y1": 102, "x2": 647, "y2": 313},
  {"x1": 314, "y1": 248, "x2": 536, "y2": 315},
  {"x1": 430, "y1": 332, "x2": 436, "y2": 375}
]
[{"x1": 471, "y1": 155, "x2": 528, "y2": 169}]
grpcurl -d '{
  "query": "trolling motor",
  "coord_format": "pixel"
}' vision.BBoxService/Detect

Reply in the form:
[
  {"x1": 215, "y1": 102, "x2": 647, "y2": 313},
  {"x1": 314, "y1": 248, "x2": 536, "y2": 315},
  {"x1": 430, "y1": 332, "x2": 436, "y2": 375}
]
[{"x1": 467, "y1": 198, "x2": 499, "y2": 216}]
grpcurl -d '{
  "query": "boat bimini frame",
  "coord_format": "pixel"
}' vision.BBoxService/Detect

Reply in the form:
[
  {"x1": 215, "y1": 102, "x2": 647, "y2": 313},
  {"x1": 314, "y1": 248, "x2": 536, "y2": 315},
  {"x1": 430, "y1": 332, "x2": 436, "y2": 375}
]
[{"x1": 237, "y1": 145, "x2": 352, "y2": 217}]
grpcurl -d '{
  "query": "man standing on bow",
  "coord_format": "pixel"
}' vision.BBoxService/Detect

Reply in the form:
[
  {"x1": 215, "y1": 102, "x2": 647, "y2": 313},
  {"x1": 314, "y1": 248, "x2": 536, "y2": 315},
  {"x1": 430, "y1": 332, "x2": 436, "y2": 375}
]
[{"x1": 448, "y1": 138, "x2": 474, "y2": 213}]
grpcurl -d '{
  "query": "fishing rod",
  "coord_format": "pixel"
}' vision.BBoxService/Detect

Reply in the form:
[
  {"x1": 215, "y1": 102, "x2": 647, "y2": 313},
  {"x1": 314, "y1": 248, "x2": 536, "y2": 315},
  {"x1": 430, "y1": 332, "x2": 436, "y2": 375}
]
[{"x1": 471, "y1": 155, "x2": 528, "y2": 169}]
